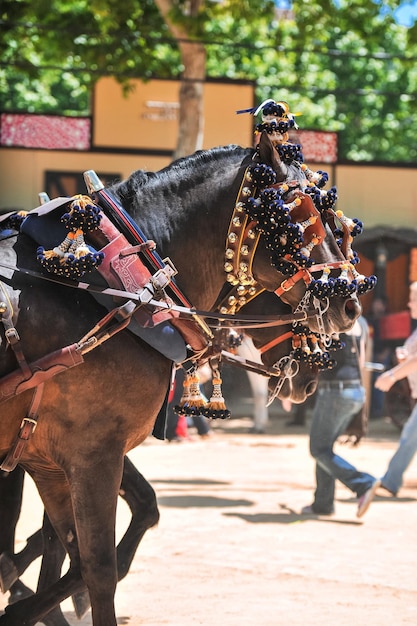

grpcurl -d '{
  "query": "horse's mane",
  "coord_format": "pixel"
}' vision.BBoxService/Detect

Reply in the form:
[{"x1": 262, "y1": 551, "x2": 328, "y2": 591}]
[{"x1": 109, "y1": 144, "x2": 252, "y2": 202}]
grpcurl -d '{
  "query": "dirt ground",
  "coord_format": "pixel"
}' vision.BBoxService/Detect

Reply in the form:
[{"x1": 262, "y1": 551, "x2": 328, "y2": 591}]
[{"x1": 1, "y1": 414, "x2": 416, "y2": 626}]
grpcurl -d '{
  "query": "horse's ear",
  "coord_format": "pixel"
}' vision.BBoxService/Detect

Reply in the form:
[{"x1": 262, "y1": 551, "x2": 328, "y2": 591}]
[{"x1": 257, "y1": 131, "x2": 287, "y2": 183}]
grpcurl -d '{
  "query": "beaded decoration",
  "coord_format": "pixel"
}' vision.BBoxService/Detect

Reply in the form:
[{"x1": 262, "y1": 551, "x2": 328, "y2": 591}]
[
  {"x1": 236, "y1": 99, "x2": 377, "y2": 299},
  {"x1": 36, "y1": 195, "x2": 104, "y2": 279}
]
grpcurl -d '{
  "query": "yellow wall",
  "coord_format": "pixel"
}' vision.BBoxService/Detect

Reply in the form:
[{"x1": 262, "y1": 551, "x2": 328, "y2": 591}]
[
  {"x1": 93, "y1": 78, "x2": 254, "y2": 150},
  {"x1": 336, "y1": 164, "x2": 417, "y2": 229},
  {"x1": 0, "y1": 149, "x2": 171, "y2": 211}
]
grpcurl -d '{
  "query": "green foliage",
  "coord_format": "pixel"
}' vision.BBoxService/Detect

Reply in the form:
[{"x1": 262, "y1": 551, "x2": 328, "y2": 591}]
[{"x1": 1, "y1": 0, "x2": 417, "y2": 162}]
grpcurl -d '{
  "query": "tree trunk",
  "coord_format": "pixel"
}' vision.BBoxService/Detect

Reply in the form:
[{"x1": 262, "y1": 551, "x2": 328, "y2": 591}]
[
  {"x1": 175, "y1": 40, "x2": 206, "y2": 158},
  {"x1": 153, "y1": 0, "x2": 206, "y2": 159}
]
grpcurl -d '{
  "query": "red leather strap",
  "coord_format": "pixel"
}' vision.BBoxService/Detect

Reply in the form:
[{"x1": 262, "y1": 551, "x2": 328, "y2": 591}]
[
  {"x1": 259, "y1": 330, "x2": 294, "y2": 355},
  {"x1": 274, "y1": 269, "x2": 311, "y2": 297}
]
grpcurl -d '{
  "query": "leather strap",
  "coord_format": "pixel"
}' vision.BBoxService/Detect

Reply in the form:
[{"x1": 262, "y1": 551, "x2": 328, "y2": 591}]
[
  {"x1": 258, "y1": 330, "x2": 294, "y2": 355},
  {"x1": 0, "y1": 383, "x2": 44, "y2": 472},
  {"x1": 0, "y1": 343, "x2": 84, "y2": 403},
  {"x1": 274, "y1": 269, "x2": 312, "y2": 297}
]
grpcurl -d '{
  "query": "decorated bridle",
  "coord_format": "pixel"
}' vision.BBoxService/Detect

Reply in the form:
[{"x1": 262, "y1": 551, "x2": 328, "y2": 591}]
[{"x1": 202, "y1": 99, "x2": 377, "y2": 410}]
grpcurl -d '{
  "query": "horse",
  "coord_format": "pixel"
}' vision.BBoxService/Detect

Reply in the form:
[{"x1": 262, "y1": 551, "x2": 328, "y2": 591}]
[
  {"x1": 0, "y1": 133, "x2": 363, "y2": 625},
  {"x1": 0, "y1": 294, "x2": 318, "y2": 626}
]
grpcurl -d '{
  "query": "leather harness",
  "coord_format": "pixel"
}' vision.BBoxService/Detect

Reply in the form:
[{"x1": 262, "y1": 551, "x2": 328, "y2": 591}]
[{"x1": 0, "y1": 162, "x2": 352, "y2": 472}]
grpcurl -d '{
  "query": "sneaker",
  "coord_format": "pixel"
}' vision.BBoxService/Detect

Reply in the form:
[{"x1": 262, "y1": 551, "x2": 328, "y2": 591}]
[
  {"x1": 357, "y1": 479, "x2": 381, "y2": 518},
  {"x1": 300, "y1": 504, "x2": 334, "y2": 516}
]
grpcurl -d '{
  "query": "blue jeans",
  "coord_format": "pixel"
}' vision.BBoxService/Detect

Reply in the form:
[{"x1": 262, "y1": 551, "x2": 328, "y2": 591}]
[
  {"x1": 382, "y1": 401, "x2": 417, "y2": 495},
  {"x1": 309, "y1": 382, "x2": 375, "y2": 513}
]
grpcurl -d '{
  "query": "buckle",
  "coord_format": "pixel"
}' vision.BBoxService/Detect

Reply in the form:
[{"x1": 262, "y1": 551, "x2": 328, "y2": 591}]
[
  {"x1": 5, "y1": 327, "x2": 20, "y2": 344},
  {"x1": 20, "y1": 417, "x2": 38, "y2": 433}
]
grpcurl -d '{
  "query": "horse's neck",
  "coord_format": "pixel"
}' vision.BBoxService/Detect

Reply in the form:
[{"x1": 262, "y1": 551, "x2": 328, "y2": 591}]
[{"x1": 122, "y1": 155, "x2": 248, "y2": 310}]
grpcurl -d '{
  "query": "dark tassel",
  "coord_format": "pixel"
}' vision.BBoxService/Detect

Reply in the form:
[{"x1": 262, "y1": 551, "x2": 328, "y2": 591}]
[
  {"x1": 202, "y1": 369, "x2": 231, "y2": 420},
  {"x1": 174, "y1": 372, "x2": 191, "y2": 416},
  {"x1": 37, "y1": 195, "x2": 104, "y2": 279},
  {"x1": 174, "y1": 370, "x2": 207, "y2": 417}
]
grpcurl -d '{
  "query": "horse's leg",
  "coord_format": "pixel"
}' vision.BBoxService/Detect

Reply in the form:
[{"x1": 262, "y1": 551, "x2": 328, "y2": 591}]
[
  {"x1": 67, "y1": 460, "x2": 123, "y2": 626},
  {"x1": 116, "y1": 455, "x2": 160, "y2": 579},
  {"x1": 0, "y1": 467, "x2": 27, "y2": 595},
  {"x1": 1, "y1": 457, "x2": 159, "y2": 625},
  {"x1": 35, "y1": 513, "x2": 74, "y2": 626},
  {"x1": 68, "y1": 455, "x2": 160, "y2": 619},
  {"x1": 0, "y1": 468, "x2": 70, "y2": 626},
  {"x1": 0, "y1": 470, "x2": 90, "y2": 626},
  {"x1": 0, "y1": 505, "x2": 73, "y2": 625},
  {"x1": 0, "y1": 567, "x2": 86, "y2": 626},
  {"x1": 0, "y1": 529, "x2": 43, "y2": 594}
]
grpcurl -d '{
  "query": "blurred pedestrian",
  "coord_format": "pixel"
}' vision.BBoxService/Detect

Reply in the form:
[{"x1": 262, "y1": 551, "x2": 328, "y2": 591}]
[
  {"x1": 301, "y1": 317, "x2": 380, "y2": 518},
  {"x1": 374, "y1": 281, "x2": 417, "y2": 496},
  {"x1": 366, "y1": 296, "x2": 391, "y2": 419}
]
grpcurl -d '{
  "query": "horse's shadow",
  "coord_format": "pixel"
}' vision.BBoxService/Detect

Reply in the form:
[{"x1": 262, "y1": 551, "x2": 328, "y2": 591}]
[
  {"x1": 152, "y1": 478, "x2": 229, "y2": 487},
  {"x1": 154, "y1": 478, "x2": 249, "y2": 508},
  {"x1": 224, "y1": 507, "x2": 362, "y2": 526},
  {"x1": 155, "y1": 490, "x2": 361, "y2": 525},
  {"x1": 157, "y1": 494, "x2": 253, "y2": 508}
]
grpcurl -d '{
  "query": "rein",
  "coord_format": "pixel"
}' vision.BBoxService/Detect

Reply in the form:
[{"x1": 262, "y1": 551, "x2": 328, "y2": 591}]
[
  {"x1": 0, "y1": 260, "x2": 309, "y2": 330},
  {"x1": 258, "y1": 330, "x2": 294, "y2": 355}
]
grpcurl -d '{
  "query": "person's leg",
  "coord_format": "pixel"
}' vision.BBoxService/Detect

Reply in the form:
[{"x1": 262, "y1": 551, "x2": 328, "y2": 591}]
[
  {"x1": 192, "y1": 413, "x2": 211, "y2": 436},
  {"x1": 381, "y1": 403, "x2": 417, "y2": 495},
  {"x1": 310, "y1": 385, "x2": 375, "y2": 503},
  {"x1": 166, "y1": 370, "x2": 184, "y2": 441},
  {"x1": 311, "y1": 463, "x2": 336, "y2": 514}
]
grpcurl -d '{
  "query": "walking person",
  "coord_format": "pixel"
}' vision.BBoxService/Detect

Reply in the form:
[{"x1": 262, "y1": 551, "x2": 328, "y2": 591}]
[
  {"x1": 373, "y1": 281, "x2": 417, "y2": 496},
  {"x1": 301, "y1": 317, "x2": 381, "y2": 518}
]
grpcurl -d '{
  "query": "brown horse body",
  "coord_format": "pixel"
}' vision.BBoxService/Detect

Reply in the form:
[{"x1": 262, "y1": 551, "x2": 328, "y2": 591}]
[{"x1": 0, "y1": 139, "x2": 361, "y2": 625}]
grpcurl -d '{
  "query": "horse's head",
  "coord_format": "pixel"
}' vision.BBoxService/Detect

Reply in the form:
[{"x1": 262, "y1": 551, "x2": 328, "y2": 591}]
[
  {"x1": 243, "y1": 132, "x2": 369, "y2": 336},
  {"x1": 241, "y1": 292, "x2": 320, "y2": 404}
]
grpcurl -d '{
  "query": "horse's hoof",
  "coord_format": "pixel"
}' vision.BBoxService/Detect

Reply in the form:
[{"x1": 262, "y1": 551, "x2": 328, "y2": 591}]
[
  {"x1": 8, "y1": 580, "x2": 33, "y2": 604},
  {"x1": 71, "y1": 589, "x2": 91, "y2": 619},
  {"x1": 0, "y1": 554, "x2": 19, "y2": 594}
]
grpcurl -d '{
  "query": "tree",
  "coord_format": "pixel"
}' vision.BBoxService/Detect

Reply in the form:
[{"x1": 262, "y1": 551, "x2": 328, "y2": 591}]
[
  {"x1": 1, "y1": 0, "x2": 417, "y2": 162},
  {"x1": 153, "y1": 0, "x2": 206, "y2": 158}
]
